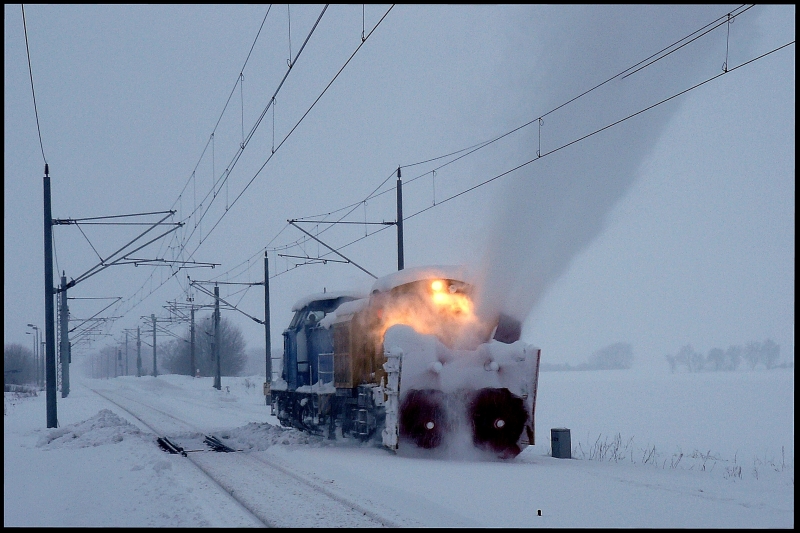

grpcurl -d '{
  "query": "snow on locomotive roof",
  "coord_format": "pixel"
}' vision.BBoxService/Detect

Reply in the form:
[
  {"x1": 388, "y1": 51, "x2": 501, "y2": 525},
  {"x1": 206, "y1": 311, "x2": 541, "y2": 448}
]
[
  {"x1": 329, "y1": 297, "x2": 368, "y2": 316},
  {"x1": 318, "y1": 297, "x2": 369, "y2": 328},
  {"x1": 290, "y1": 290, "x2": 366, "y2": 312},
  {"x1": 370, "y1": 265, "x2": 474, "y2": 293}
]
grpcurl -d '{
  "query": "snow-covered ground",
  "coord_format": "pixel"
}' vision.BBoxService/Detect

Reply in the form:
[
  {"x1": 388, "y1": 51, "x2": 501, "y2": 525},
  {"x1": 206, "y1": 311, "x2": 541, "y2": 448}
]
[{"x1": 4, "y1": 368, "x2": 793, "y2": 527}]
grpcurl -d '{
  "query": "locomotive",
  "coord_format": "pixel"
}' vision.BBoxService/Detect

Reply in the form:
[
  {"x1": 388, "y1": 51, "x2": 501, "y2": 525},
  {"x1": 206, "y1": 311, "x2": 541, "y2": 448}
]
[{"x1": 269, "y1": 265, "x2": 541, "y2": 458}]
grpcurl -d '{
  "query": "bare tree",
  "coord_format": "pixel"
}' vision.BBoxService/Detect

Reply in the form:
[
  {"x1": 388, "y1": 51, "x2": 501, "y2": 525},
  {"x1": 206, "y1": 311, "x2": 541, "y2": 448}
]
[
  {"x1": 4, "y1": 344, "x2": 35, "y2": 386},
  {"x1": 706, "y1": 347, "x2": 725, "y2": 371},
  {"x1": 665, "y1": 353, "x2": 678, "y2": 373},
  {"x1": 666, "y1": 340, "x2": 781, "y2": 373},
  {"x1": 160, "y1": 338, "x2": 191, "y2": 376},
  {"x1": 162, "y1": 315, "x2": 247, "y2": 377},
  {"x1": 743, "y1": 341, "x2": 762, "y2": 370},
  {"x1": 761, "y1": 339, "x2": 780, "y2": 369},
  {"x1": 724, "y1": 345, "x2": 743, "y2": 371}
]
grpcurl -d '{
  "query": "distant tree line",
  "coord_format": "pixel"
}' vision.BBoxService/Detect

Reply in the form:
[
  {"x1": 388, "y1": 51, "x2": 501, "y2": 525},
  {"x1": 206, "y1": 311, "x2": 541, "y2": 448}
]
[
  {"x1": 541, "y1": 342, "x2": 634, "y2": 372},
  {"x1": 81, "y1": 315, "x2": 249, "y2": 379},
  {"x1": 160, "y1": 315, "x2": 247, "y2": 377},
  {"x1": 665, "y1": 339, "x2": 785, "y2": 373}
]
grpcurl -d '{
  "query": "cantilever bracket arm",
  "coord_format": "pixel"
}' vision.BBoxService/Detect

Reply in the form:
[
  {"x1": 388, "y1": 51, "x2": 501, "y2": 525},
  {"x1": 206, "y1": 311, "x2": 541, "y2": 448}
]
[
  {"x1": 287, "y1": 220, "x2": 377, "y2": 279},
  {"x1": 190, "y1": 282, "x2": 265, "y2": 325},
  {"x1": 65, "y1": 218, "x2": 183, "y2": 290}
]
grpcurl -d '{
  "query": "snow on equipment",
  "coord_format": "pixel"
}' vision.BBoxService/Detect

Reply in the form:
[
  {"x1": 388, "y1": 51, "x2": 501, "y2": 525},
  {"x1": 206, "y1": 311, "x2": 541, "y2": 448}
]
[{"x1": 270, "y1": 265, "x2": 541, "y2": 458}]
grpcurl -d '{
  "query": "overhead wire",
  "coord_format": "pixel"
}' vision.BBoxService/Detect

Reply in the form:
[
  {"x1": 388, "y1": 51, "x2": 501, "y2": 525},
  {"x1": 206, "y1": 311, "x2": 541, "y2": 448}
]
[
  {"x1": 405, "y1": 38, "x2": 795, "y2": 221},
  {"x1": 270, "y1": 5, "x2": 757, "y2": 264},
  {"x1": 171, "y1": 5, "x2": 274, "y2": 209},
  {"x1": 91, "y1": 6, "x2": 277, "y2": 339},
  {"x1": 150, "y1": 6, "x2": 277, "y2": 306},
  {"x1": 176, "y1": 5, "x2": 332, "y2": 256},
  {"x1": 21, "y1": 4, "x2": 47, "y2": 165},
  {"x1": 100, "y1": 5, "x2": 786, "y2": 345},
  {"x1": 184, "y1": 5, "x2": 394, "y2": 263},
  {"x1": 176, "y1": 5, "x2": 398, "y2": 314},
  {"x1": 336, "y1": 5, "x2": 758, "y2": 207},
  {"x1": 156, "y1": 4, "x2": 333, "y2": 305},
  {"x1": 96, "y1": 4, "x2": 390, "y2": 332},
  {"x1": 162, "y1": 3, "x2": 755, "y2": 293},
  {"x1": 106, "y1": 5, "x2": 393, "y2": 334},
  {"x1": 102, "y1": 5, "x2": 289, "y2": 330},
  {"x1": 268, "y1": 26, "x2": 794, "y2": 279}
]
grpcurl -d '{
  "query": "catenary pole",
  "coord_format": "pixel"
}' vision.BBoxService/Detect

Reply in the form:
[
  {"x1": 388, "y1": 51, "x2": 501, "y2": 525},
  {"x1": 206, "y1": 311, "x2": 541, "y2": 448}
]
[
  {"x1": 213, "y1": 284, "x2": 221, "y2": 390},
  {"x1": 43, "y1": 164, "x2": 57, "y2": 427},
  {"x1": 190, "y1": 306, "x2": 196, "y2": 377},
  {"x1": 59, "y1": 272, "x2": 70, "y2": 397},
  {"x1": 396, "y1": 167, "x2": 404, "y2": 271},
  {"x1": 33, "y1": 327, "x2": 39, "y2": 387},
  {"x1": 264, "y1": 251, "x2": 272, "y2": 403},
  {"x1": 152, "y1": 314, "x2": 157, "y2": 377},
  {"x1": 136, "y1": 326, "x2": 142, "y2": 377}
]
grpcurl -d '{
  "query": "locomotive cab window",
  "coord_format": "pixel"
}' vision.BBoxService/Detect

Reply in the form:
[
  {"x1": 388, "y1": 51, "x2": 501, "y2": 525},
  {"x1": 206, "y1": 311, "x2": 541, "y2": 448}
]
[
  {"x1": 288, "y1": 309, "x2": 306, "y2": 329},
  {"x1": 306, "y1": 310, "x2": 325, "y2": 325}
]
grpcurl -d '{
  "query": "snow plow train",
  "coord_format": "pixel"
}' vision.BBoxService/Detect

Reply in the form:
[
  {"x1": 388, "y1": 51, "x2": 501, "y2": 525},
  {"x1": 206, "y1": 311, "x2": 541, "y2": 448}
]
[{"x1": 268, "y1": 266, "x2": 541, "y2": 458}]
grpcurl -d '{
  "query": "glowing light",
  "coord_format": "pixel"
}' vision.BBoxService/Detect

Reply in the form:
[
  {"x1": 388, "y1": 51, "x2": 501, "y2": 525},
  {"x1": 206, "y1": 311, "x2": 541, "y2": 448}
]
[
  {"x1": 425, "y1": 421, "x2": 435, "y2": 430},
  {"x1": 372, "y1": 278, "x2": 495, "y2": 350}
]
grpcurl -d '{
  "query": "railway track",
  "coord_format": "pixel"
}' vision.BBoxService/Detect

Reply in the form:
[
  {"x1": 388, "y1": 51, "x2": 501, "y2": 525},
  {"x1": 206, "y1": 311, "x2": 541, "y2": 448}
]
[{"x1": 89, "y1": 386, "x2": 402, "y2": 528}]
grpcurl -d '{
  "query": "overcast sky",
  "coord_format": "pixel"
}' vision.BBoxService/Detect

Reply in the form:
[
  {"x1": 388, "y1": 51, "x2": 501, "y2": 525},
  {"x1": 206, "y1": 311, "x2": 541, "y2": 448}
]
[{"x1": 4, "y1": 5, "x2": 795, "y2": 370}]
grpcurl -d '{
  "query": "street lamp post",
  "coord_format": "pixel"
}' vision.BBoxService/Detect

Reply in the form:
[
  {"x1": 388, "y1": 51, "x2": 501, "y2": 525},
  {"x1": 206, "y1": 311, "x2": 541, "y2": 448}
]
[
  {"x1": 40, "y1": 340, "x2": 45, "y2": 386},
  {"x1": 26, "y1": 324, "x2": 39, "y2": 387},
  {"x1": 25, "y1": 331, "x2": 34, "y2": 385}
]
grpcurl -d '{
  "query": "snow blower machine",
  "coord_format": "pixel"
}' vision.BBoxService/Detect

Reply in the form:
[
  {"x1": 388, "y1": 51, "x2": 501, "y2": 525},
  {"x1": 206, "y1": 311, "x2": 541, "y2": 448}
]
[{"x1": 269, "y1": 265, "x2": 541, "y2": 458}]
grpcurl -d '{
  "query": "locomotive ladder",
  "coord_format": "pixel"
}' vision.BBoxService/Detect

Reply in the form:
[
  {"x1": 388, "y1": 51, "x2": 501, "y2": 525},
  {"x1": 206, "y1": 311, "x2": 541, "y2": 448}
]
[{"x1": 355, "y1": 386, "x2": 370, "y2": 438}]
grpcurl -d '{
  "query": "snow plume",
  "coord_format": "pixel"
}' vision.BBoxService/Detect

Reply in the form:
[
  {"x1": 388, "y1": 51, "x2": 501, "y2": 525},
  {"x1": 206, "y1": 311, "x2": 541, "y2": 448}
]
[{"x1": 472, "y1": 5, "x2": 748, "y2": 323}]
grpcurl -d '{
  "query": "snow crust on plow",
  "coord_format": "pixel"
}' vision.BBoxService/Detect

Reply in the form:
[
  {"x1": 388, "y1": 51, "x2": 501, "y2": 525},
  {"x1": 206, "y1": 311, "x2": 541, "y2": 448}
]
[
  {"x1": 382, "y1": 324, "x2": 540, "y2": 454},
  {"x1": 384, "y1": 324, "x2": 538, "y2": 395}
]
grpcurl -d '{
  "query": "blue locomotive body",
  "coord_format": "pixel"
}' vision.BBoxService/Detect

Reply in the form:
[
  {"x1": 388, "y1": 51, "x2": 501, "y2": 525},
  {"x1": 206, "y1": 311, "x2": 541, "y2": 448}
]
[{"x1": 270, "y1": 290, "x2": 376, "y2": 439}]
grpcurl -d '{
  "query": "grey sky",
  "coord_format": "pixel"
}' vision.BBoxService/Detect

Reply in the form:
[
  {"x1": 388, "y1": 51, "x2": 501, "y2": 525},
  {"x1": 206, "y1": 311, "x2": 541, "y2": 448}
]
[{"x1": 4, "y1": 5, "x2": 795, "y2": 369}]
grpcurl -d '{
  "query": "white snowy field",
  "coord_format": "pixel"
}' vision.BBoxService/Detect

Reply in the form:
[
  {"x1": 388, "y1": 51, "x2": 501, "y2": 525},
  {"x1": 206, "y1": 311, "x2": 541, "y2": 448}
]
[{"x1": 4, "y1": 367, "x2": 794, "y2": 527}]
